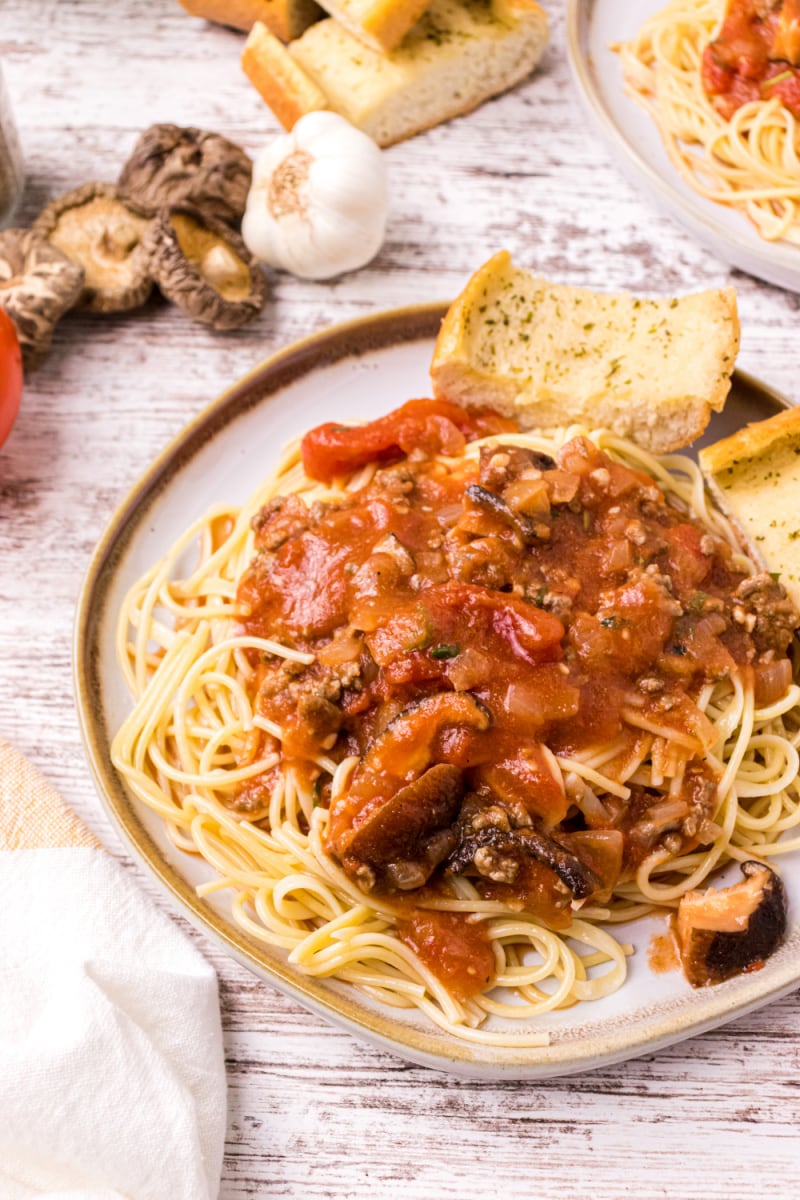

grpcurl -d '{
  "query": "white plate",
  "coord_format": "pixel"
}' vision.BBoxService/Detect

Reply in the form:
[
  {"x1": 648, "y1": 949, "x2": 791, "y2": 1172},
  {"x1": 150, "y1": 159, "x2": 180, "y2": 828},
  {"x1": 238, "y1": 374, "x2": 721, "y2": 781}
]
[
  {"x1": 565, "y1": 0, "x2": 800, "y2": 293},
  {"x1": 74, "y1": 305, "x2": 800, "y2": 1078}
]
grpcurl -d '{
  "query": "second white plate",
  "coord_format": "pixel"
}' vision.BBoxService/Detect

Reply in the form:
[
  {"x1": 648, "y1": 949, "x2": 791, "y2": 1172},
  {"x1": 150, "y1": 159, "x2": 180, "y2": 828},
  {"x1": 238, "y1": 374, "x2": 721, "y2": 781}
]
[{"x1": 566, "y1": 0, "x2": 800, "y2": 293}]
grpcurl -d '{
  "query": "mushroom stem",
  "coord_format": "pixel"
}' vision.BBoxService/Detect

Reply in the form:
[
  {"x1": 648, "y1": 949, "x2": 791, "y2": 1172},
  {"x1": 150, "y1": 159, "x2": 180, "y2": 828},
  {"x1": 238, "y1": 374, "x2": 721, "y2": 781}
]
[
  {"x1": 201, "y1": 243, "x2": 248, "y2": 292},
  {"x1": 96, "y1": 224, "x2": 140, "y2": 262}
]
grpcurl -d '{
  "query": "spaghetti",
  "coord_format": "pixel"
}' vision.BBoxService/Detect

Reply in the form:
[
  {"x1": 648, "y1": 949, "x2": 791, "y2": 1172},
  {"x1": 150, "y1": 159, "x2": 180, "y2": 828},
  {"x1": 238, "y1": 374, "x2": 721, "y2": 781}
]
[
  {"x1": 616, "y1": 0, "x2": 800, "y2": 245},
  {"x1": 112, "y1": 406, "x2": 800, "y2": 1045}
]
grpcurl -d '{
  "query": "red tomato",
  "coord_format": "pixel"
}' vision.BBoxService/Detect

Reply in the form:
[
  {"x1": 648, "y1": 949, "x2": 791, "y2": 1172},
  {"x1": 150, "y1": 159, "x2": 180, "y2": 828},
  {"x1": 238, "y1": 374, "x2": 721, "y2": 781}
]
[
  {"x1": 300, "y1": 399, "x2": 515, "y2": 483},
  {"x1": 665, "y1": 523, "x2": 711, "y2": 591},
  {"x1": 0, "y1": 310, "x2": 23, "y2": 448}
]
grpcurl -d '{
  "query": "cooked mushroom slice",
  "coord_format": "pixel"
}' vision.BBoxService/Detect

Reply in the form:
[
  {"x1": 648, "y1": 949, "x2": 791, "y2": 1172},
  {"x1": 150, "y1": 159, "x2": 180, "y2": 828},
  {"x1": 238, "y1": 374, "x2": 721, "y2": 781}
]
[
  {"x1": 144, "y1": 205, "x2": 266, "y2": 330},
  {"x1": 772, "y1": 2, "x2": 800, "y2": 66},
  {"x1": 464, "y1": 484, "x2": 545, "y2": 544},
  {"x1": 382, "y1": 828, "x2": 458, "y2": 891},
  {"x1": 33, "y1": 183, "x2": 152, "y2": 313},
  {"x1": 675, "y1": 861, "x2": 787, "y2": 988},
  {"x1": 479, "y1": 444, "x2": 556, "y2": 491},
  {"x1": 358, "y1": 692, "x2": 492, "y2": 782},
  {"x1": 0, "y1": 229, "x2": 84, "y2": 370},
  {"x1": 447, "y1": 809, "x2": 600, "y2": 901},
  {"x1": 344, "y1": 764, "x2": 465, "y2": 869},
  {"x1": 118, "y1": 125, "x2": 252, "y2": 227}
]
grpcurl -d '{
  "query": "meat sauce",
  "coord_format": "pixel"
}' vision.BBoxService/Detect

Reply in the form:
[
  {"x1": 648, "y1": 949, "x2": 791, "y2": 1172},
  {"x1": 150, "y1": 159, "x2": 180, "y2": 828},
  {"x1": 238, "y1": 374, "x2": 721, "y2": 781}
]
[
  {"x1": 235, "y1": 400, "x2": 798, "y2": 999},
  {"x1": 702, "y1": 0, "x2": 800, "y2": 120}
]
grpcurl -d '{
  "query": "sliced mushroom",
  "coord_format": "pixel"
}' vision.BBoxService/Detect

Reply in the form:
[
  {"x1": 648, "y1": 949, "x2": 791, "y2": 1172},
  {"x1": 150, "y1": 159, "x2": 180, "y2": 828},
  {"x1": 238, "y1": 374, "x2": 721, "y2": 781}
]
[
  {"x1": 117, "y1": 124, "x2": 252, "y2": 227},
  {"x1": 143, "y1": 204, "x2": 266, "y2": 330},
  {"x1": 382, "y1": 828, "x2": 457, "y2": 891},
  {"x1": 771, "y1": 3, "x2": 800, "y2": 66},
  {"x1": 479, "y1": 444, "x2": 555, "y2": 491},
  {"x1": 447, "y1": 796, "x2": 599, "y2": 900},
  {"x1": 358, "y1": 691, "x2": 492, "y2": 781},
  {"x1": 675, "y1": 861, "x2": 787, "y2": 988},
  {"x1": 464, "y1": 484, "x2": 545, "y2": 544},
  {"x1": 33, "y1": 183, "x2": 153, "y2": 313},
  {"x1": 344, "y1": 763, "x2": 465, "y2": 866},
  {"x1": 449, "y1": 825, "x2": 599, "y2": 899},
  {"x1": 0, "y1": 229, "x2": 84, "y2": 370}
]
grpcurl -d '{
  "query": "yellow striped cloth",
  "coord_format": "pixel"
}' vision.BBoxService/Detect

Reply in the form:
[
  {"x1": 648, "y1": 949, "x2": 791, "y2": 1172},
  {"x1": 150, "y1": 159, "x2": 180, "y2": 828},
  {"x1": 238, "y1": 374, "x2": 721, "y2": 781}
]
[{"x1": 0, "y1": 736, "x2": 100, "y2": 850}]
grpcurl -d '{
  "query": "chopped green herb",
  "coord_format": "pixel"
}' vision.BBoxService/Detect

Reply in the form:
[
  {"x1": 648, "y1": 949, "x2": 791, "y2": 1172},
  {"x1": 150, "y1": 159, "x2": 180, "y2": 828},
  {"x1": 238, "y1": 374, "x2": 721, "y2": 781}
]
[
  {"x1": 312, "y1": 776, "x2": 324, "y2": 808},
  {"x1": 763, "y1": 70, "x2": 793, "y2": 89},
  {"x1": 430, "y1": 643, "x2": 460, "y2": 659}
]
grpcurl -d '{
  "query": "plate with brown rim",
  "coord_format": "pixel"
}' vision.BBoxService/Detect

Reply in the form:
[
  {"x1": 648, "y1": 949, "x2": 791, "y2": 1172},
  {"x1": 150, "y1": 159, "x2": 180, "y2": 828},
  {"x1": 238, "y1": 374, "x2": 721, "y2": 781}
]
[{"x1": 74, "y1": 302, "x2": 800, "y2": 1078}]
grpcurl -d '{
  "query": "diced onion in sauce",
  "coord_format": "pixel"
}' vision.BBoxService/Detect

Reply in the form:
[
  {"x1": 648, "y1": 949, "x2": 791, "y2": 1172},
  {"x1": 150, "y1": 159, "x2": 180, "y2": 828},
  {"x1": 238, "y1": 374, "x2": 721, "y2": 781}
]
[
  {"x1": 636, "y1": 799, "x2": 689, "y2": 833},
  {"x1": 606, "y1": 539, "x2": 633, "y2": 572},
  {"x1": 754, "y1": 657, "x2": 793, "y2": 707},
  {"x1": 502, "y1": 477, "x2": 550, "y2": 516},
  {"x1": 317, "y1": 631, "x2": 363, "y2": 667},
  {"x1": 446, "y1": 646, "x2": 492, "y2": 691},
  {"x1": 546, "y1": 469, "x2": 580, "y2": 505}
]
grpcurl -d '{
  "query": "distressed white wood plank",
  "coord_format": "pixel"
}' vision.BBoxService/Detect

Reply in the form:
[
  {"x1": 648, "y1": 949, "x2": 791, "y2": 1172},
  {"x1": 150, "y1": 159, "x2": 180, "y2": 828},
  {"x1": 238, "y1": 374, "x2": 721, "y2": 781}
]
[{"x1": 2, "y1": 1, "x2": 800, "y2": 1196}]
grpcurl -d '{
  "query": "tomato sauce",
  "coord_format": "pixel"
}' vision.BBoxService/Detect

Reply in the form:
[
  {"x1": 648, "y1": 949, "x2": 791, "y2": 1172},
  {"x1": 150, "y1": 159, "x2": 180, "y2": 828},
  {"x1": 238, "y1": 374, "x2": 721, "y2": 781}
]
[
  {"x1": 702, "y1": 0, "x2": 800, "y2": 120},
  {"x1": 234, "y1": 400, "x2": 798, "y2": 995},
  {"x1": 397, "y1": 910, "x2": 495, "y2": 1001}
]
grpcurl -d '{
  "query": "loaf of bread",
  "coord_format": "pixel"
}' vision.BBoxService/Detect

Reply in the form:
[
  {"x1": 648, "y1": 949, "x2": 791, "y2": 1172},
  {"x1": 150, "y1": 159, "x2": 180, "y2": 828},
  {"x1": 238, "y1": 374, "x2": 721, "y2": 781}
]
[
  {"x1": 699, "y1": 405, "x2": 800, "y2": 612},
  {"x1": 180, "y1": 0, "x2": 322, "y2": 39},
  {"x1": 430, "y1": 251, "x2": 740, "y2": 454},
  {"x1": 241, "y1": 0, "x2": 549, "y2": 147},
  {"x1": 315, "y1": 0, "x2": 435, "y2": 52}
]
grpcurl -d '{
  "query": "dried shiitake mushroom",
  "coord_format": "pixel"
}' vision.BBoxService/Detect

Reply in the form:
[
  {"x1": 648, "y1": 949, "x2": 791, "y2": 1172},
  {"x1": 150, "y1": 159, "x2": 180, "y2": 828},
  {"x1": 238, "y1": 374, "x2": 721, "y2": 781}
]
[
  {"x1": 33, "y1": 183, "x2": 153, "y2": 314},
  {"x1": 0, "y1": 229, "x2": 84, "y2": 370},
  {"x1": 144, "y1": 204, "x2": 266, "y2": 330},
  {"x1": 118, "y1": 125, "x2": 252, "y2": 227}
]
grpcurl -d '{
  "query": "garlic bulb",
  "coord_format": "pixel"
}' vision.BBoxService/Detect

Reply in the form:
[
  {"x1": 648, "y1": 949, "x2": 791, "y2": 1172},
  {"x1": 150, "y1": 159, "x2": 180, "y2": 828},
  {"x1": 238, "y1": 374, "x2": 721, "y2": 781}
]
[{"x1": 241, "y1": 112, "x2": 388, "y2": 281}]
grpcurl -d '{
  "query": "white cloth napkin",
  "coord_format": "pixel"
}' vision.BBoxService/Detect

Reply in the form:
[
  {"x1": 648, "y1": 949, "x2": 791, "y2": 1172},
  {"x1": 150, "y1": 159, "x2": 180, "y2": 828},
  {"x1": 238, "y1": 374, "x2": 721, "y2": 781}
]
[{"x1": 0, "y1": 738, "x2": 227, "y2": 1200}]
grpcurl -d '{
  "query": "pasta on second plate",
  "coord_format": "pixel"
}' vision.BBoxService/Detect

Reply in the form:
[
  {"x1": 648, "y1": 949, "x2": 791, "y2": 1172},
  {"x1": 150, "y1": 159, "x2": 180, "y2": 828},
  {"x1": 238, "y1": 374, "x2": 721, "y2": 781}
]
[{"x1": 617, "y1": 0, "x2": 800, "y2": 245}]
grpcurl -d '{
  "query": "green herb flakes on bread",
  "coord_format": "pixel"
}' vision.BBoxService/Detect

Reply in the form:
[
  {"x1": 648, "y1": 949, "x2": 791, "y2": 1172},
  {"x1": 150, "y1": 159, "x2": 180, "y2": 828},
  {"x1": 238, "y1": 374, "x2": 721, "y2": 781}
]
[
  {"x1": 699, "y1": 406, "x2": 800, "y2": 613},
  {"x1": 430, "y1": 251, "x2": 740, "y2": 454}
]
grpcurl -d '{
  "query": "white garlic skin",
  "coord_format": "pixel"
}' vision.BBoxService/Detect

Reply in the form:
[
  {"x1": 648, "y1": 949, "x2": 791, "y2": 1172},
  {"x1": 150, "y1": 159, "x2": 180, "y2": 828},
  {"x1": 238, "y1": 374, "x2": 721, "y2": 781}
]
[{"x1": 242, "y1": 112, "x2": 389, "y2": 281}]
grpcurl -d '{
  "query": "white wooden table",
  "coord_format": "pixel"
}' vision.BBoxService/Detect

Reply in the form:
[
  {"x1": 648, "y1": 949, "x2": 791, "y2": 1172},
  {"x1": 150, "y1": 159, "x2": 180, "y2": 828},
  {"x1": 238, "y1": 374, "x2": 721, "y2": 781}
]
[{"x1": 3, "y1": 2, "x2": 800, "y2": 1196}]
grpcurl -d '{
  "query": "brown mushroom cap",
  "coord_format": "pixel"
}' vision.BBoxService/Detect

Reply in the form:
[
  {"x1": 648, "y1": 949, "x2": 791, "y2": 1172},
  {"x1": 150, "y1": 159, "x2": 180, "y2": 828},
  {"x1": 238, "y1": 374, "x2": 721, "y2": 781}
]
[
  {"x1": 0, "y1": 229, "x2": 84, "y2": 370},
  {"x1": 144, "y1": 204, "x2": 266, "y2": 330},
  {"x1": 33, "y1": 183, "x2": 153, "y2": 314},
  {"x1": 118, "y1": 125, "x2": 252, "y2": 227},
  {"x1": 676, "y1": 860, "x2": 787, "y2": 987}
]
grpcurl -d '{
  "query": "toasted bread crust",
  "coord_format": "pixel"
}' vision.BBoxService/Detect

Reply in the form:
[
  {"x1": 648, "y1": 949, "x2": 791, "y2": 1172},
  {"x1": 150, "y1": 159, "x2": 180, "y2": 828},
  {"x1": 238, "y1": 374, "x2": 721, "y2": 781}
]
[
  {"x1": 180, "y1": 0, "x2": 272, "y2": 30},
  {"x1": 699, "y1": 405, "x2": 800, "y2": 610},
  {"x1": 320, "y1": 0, "x2": 435, "y2": 52},
  {"x1": 698, "y1": 404, "x2": 800, "y2": 476},
  {"x1": 431, "y1": 251, "x2": 739, "y2": 454},
  {"x1": 242, "y1": 22, "x2": 327, "y2": 128},
  {"x1": 181, "y1": 0, "x2": 321, "y2": 36}
]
